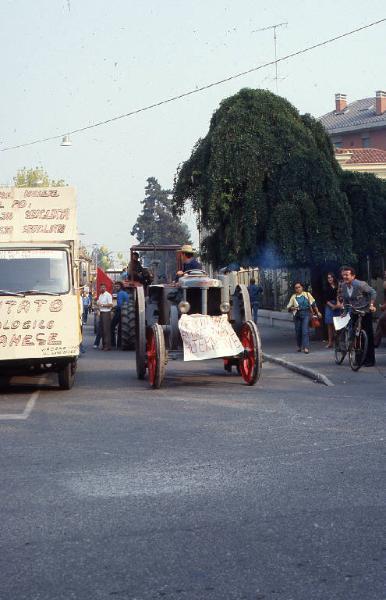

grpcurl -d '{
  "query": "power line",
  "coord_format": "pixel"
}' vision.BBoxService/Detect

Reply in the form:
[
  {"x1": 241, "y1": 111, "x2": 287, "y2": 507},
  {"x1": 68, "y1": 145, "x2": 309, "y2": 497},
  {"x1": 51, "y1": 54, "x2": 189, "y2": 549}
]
[{"x1": 1, "y1": 17, "x2": 385, "y2": 152}]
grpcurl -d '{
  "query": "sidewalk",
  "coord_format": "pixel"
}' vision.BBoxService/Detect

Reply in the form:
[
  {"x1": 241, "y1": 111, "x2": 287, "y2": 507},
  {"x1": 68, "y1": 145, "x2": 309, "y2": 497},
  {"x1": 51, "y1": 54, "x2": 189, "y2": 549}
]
[{"x1": 259, "y1": 324, "x2": 386, "y2": 387}]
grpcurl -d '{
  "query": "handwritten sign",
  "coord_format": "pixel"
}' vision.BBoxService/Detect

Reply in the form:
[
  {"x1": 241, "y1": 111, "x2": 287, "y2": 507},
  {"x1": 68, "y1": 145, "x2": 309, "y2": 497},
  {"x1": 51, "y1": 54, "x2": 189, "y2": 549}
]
[
  {"x1": 0, "y1": 187, "x2": 77, "y2": 242},
  {"x1": 0, "y1": 295, "x2": 80, "y2": 360},
  {"x1": 178, "y1": 314, "x2": 243, "y2": 361}
]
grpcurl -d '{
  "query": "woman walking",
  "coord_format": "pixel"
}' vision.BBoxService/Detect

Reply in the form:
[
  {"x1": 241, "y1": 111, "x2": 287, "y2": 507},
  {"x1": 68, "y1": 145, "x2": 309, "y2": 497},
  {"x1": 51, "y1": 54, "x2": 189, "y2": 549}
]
[
  {"x1": 287, "y1": 282, "x2": 321, "y2": 354},
  {"x1": 324, "y1": 272, "x2": 340, "y2": 348}
]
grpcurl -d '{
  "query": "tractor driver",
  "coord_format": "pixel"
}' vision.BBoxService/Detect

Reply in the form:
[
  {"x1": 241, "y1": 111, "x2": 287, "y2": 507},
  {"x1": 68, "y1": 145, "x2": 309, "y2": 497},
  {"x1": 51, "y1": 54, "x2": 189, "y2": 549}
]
[
  {"x1": 176, "y1": 244, "x2": 202, "y2": 278},
  {"x1": 128, "y1": 251, "x2": 144, "y2": 282}
]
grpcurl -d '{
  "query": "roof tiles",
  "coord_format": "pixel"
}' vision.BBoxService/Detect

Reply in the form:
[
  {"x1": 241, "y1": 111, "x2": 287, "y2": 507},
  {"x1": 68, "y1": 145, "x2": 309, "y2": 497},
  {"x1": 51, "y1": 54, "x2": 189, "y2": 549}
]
[
  {"x1": 335, "y1": 147, "x2": 386, "y2": 164},
  {"x1": 320, "y1": 97, "x2": 386, "y2": 132}
]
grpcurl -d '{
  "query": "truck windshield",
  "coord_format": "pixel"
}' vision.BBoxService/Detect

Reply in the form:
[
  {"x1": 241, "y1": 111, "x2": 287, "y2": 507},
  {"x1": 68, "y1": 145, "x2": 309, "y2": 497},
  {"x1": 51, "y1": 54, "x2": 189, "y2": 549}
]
[{"x1": 0, "y1": 249, "x2": 70, "y2": 294}]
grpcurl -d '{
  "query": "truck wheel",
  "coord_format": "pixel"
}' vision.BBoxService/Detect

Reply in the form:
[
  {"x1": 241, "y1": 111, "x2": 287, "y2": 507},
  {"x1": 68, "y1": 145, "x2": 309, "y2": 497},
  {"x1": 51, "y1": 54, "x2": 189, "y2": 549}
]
[
  {"x1": 121, "y1": 295, "x2": 136, "y2": 350},
  {"x1": 58, "y1": 360, "x2": 76, "y2": 390}
]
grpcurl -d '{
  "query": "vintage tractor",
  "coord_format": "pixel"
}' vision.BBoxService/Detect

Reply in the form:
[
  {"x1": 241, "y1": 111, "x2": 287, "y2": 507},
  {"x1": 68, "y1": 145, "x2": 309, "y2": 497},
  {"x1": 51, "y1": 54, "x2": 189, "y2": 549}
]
[
  {"x1": 120, "y1": 244, "x2": 182, "y2": 350},
  {"x1": 133, "y1": 257, "x2": 263, "y2": 388}
]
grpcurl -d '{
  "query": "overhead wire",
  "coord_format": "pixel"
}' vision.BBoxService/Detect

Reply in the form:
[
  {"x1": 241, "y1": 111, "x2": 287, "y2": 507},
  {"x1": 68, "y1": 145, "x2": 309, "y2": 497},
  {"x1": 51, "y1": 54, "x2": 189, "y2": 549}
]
[{"x1": 1, "y1": 17, "x2": 385, "y2": 152}]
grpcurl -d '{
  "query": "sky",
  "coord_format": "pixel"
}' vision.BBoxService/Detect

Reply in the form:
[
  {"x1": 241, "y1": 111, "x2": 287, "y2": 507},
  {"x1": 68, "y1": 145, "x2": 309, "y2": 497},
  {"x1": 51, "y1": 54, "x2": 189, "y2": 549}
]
[{"x1": 1, "y1": 0, "x2": 385, "y2": 262}]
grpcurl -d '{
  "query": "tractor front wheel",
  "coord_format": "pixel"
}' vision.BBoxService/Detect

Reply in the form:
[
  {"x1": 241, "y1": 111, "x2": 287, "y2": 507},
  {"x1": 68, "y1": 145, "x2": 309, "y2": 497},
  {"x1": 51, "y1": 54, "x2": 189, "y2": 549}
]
[
  {"x1": 239, "y1": 321, "x2": 262, "y2": 385},
  {"x1": 146, "y1": 324, "x2": 166, "y2": 389}
]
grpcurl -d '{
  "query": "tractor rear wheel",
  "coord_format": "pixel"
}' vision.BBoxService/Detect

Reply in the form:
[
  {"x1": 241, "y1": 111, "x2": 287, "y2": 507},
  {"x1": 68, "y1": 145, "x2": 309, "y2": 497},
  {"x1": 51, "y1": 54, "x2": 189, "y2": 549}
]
[
  {"x1": 120, "y1": 294, "x2": 136, "y2": 350},
  {"x1": 239, "y1": 321, "x2": 262, "y2": 385}
]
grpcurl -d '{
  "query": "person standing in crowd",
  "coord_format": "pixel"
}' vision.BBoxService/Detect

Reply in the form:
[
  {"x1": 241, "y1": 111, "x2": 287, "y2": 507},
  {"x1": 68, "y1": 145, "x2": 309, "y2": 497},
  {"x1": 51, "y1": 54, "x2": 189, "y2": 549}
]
[
  {"x1": 287, "y1": 282, "x2": 321, "y2": 354},
  {"x1": 176, "y1": 244, "x2": 202, "y2": 279},
  {"x1": 375, "y1": 269, "x2": 386, "y2": 347},
  {"x1": 88, "y1": 288, "x2": 93, "y2": 313},
  {"x1": 340, "y1": 266, "x2": 377, "y2": 366},
  {"x1": 120, "y1": 267, "x2": 129, "y2": 281},
  {"x1": 324, "y1": 272, "x2": 340, "y2": 348},
  {"x1": 111, "y1": 282, "x2": 129, "y2": 347},
  {"x1": 82, "y1": 291, "x2": 90, "y2": 325},
  {"x1": 247, "y1": 278, "x2": 263, "y2": 324},
  {"x1": 93, "y1": 283, "x2": 113, "y2": 351}
]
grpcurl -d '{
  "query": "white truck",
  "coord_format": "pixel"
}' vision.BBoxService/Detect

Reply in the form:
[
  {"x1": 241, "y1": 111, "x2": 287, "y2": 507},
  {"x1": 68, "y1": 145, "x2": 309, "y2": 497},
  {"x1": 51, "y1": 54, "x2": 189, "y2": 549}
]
[{"x1": 0, "y1": 186, "x2": 81, "y2": 389}]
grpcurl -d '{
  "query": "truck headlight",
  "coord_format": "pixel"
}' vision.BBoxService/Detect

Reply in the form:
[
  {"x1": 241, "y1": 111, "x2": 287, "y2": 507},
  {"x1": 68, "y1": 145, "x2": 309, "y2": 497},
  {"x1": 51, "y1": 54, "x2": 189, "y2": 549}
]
[
  {"x1": 178, "y1": 300, "x2": 191, "y2": 314},
  {"x1": 220, "y1": 301, "x2": 230, "y2": 313}
]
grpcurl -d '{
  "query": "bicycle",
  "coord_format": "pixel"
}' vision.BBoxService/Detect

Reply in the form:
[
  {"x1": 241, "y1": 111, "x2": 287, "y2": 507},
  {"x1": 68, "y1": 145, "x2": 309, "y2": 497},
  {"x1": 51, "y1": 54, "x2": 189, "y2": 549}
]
[{"x1": 334, "y1": 305, "x2": 369, "y2": 371}]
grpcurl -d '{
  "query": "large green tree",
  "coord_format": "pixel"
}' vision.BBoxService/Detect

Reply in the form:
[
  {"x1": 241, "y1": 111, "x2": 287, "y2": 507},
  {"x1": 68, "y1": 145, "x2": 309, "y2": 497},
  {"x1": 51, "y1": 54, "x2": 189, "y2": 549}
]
[
  {"x1": 173, "y1": 88, "x2": 353, "y2": 271},
  {"x1": 14, "y1": 167, "x2": 66, "y2": 187},
  {"x1": 132, "y1": 177, "x2": 191, "y2": 245}
]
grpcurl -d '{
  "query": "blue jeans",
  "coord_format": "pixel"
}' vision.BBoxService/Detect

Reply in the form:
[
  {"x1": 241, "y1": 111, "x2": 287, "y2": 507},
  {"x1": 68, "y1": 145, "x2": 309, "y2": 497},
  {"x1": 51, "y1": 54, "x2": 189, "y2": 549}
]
[
  {"x1": 251, "y1": 302, "x2": 258, "y2": 324},
  {"x1": 294, "y1": 311, "x2": 310, "y2": 349}
]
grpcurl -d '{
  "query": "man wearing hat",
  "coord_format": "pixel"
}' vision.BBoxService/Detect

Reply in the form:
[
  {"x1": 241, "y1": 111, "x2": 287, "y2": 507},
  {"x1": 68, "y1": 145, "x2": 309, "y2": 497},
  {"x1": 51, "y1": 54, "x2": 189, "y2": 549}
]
[{"x1": 176, "y1": 244, "x2": 202, "y2": 278}]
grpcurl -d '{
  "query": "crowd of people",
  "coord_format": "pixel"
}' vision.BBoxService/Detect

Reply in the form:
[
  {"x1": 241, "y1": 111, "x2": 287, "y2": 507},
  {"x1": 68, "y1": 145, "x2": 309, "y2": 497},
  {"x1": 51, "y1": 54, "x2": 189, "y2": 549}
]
[{"x1": 286, "y1": 266, "x2": 385, "y2": 367}]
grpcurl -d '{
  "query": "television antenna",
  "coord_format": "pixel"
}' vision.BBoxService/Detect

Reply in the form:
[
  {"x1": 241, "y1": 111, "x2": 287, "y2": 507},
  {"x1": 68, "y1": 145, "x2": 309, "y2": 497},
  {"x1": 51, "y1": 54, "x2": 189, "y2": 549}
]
[{"x1": 252, "y1": 22, "x2": 288, "y2": 93}]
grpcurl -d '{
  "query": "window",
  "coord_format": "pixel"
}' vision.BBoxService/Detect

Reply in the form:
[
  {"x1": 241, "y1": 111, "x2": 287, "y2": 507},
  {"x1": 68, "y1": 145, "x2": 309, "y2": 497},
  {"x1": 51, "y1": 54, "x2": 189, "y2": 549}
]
[
  {"x1": 362, "y1": 137, "x2": 370, "y2": 148},
  {"x1": 333, "y1": 141, "x2": 342, "y2": 148},
  {"x1": 0, "y1": 249, "x2": 70, "y2": 294}
]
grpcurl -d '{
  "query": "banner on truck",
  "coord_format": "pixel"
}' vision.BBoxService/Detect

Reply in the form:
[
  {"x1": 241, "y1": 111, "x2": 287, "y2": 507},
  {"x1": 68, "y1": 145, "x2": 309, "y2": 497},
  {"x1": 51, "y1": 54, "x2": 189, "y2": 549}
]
[
  {"x1": 0, "y1": 187, "x2": 77, "y2": 242},
  {"x1": 178, "y1": 314, "x2": 244, "y2": 361},
  {"x1": 0, "y1": 295, "x2": 80, "y2": 360}
]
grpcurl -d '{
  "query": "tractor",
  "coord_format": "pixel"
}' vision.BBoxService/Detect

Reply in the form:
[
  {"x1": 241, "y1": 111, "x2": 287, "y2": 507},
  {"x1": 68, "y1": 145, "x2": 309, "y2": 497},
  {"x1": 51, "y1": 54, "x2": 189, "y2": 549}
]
[{"x1": 131, "y1": 246, "x2": 263, "y2": 388}]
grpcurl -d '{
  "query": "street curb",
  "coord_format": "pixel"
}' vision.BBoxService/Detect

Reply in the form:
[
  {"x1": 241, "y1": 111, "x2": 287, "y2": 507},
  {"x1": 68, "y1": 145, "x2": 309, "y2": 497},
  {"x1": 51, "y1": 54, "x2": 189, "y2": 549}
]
[{"x1": 263, "y1": 353, "x2": 335, "y2": 387}]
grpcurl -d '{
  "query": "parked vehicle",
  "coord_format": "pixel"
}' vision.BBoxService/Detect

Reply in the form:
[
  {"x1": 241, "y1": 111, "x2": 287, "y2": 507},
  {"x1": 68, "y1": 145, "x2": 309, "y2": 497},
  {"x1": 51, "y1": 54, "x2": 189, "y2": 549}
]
[{"x1": 0, "y1": 186, "x2": 81, "y2": 389}]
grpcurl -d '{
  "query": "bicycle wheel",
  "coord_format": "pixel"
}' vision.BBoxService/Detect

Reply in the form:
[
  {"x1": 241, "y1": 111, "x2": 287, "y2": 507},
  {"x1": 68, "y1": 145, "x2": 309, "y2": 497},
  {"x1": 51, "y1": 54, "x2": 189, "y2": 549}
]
[
  {"x1": 348, "y1": 329, "x2": 368, "y2": 371},
  {"x1": 334, "y1": 329, "x2": 348, "y2": 365}
]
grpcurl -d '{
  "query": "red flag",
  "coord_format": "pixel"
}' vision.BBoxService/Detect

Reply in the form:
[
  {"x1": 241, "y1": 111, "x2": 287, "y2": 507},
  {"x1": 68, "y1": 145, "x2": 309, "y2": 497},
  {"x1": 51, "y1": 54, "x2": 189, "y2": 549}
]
[{"x1": 96, "y1": 267, "x2": 113, "y2": 295}]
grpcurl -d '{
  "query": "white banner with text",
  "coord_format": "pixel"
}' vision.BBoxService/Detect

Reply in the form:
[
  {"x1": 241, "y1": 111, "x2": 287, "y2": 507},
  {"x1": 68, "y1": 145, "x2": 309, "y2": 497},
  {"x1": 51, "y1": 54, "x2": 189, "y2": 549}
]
[{"x1": 178, "y1": 314, "x2": 243, "y2": 361}]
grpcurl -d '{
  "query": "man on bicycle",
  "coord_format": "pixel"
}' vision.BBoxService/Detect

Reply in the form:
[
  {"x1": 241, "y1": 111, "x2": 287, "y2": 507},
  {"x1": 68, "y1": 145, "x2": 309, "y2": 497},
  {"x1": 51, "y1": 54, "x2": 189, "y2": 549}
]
[{"x1": 339, "y1": 266, "x2": 377, "y2": 367}]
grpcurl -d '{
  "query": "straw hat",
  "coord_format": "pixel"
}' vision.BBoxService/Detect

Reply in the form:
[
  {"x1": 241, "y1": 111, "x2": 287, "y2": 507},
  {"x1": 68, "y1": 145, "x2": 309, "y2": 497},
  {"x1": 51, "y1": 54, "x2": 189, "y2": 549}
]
[{"x1": 180, "y1": 244, "x2": 194, "y2": 253}]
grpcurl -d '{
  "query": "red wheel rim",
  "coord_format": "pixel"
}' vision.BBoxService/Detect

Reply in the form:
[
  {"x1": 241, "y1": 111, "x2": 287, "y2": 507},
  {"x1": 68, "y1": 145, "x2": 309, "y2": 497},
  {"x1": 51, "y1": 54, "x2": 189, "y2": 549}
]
[
  {"x1": 239, "y1": 324, "x2": 256, "y2": 383},
  {"x1": 146, "y1": 329, "x2": 157, "y2": 386}
]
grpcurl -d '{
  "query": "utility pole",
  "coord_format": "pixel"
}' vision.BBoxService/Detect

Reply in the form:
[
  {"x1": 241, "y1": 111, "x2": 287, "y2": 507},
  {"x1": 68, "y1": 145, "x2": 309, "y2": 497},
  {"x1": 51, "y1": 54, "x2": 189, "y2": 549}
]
[{"x1": 252, "y1": 21, "x2": 288, "y2": 93}]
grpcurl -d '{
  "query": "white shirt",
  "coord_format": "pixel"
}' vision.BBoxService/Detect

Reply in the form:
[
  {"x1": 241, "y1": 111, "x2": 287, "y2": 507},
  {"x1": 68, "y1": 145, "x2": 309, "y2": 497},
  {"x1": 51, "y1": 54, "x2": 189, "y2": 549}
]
[
  {"x1": 98, "y1": 291, "x2": 112, "y2": 312},
  {"x1": 347, "y1": 285, "x2": 353, "y2": 298}
]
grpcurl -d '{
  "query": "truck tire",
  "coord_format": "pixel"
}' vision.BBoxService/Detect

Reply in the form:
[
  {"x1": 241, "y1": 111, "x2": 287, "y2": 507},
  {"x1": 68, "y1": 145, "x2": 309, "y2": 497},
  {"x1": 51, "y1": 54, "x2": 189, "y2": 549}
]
[
  {"x1": 121, "y1": 295, "x2": 136, "y2": 350},
  {"x1": 58, "y1": 360, "x2": 76, "y2": 390}
]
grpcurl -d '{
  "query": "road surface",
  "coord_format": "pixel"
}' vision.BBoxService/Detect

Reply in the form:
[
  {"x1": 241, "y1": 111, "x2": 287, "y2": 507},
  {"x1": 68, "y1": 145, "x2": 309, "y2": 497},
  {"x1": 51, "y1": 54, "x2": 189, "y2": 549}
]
[{"x1": 0, "y1": 326, "x2": 385, "y2": 599}]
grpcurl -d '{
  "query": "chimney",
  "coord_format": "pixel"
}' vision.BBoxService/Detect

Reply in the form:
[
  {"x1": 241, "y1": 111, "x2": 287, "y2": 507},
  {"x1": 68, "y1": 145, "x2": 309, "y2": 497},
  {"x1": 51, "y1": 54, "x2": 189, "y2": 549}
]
[
  {"x1": 376, "y1": 90, "x2": 386, "y2": 115},
  {"x1": 335, "y1": 93, "x2": 347, "y2": 113}
]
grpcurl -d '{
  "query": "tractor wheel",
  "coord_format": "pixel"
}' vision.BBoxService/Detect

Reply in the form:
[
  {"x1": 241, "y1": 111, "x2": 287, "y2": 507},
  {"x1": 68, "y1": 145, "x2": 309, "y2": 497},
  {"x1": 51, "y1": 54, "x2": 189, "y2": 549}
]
[
  {"x1": 238, "y1": 321, "x2": 262, "y2": 385},
  {"x1": 135, "y1": 286, "x2": 147, "y2": 380},
  {"x1": 120, "y1": 294, "x2": 136, "y2": 350},
  {"x1": 146, "y1": 324, "x2": 166, "y2": 389},
  {"x1": 223, "y1": 358, "x2": 232, "y2": 373}
]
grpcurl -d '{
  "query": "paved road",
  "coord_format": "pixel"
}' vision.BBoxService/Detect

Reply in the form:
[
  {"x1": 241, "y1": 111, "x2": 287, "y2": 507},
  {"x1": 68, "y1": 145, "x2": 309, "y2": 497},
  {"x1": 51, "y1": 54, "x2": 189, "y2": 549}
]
[{"x1": 0, "y1": 326, "x2": 385, "y2": 600}]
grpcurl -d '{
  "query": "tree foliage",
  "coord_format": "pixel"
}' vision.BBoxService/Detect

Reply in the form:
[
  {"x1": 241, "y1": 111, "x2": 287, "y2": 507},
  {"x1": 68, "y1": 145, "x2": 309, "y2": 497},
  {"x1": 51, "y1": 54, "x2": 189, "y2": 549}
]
[
  {"x1": 131, "y1": 177, "x2": 191, "y2": 245},
  {"x1": 14, "y1": 167, "x2": 66, "y2": 187},
  {"x1": 340, "y1": 170, "x2": 386, "y2": 261},
  {"x1": 174, "y1": 88, "x2": 353, "y2": 269},
  {"x1": 93, "y1": 245, "x2": 113, "y2": 271}
]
